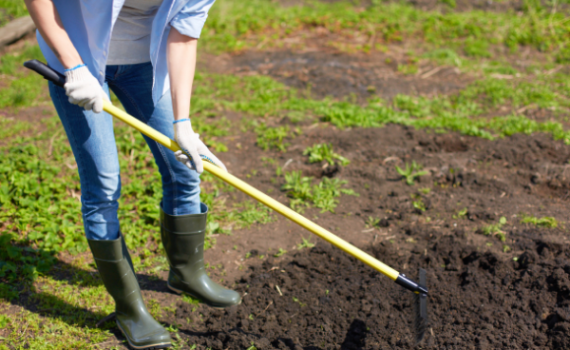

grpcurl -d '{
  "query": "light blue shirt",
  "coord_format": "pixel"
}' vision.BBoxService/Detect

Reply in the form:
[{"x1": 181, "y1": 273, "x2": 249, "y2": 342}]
[{"x1": 38, "y1": 0, "x2": 215, "y2": 104}]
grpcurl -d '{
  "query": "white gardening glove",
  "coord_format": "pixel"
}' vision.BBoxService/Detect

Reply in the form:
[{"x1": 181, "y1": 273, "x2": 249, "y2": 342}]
[
  {"x1": 64, "y1": 64, "x2": 108, "y2": 113},
  {"x1": 173, "y1": 119, "x2": 227, "y2": 174}
]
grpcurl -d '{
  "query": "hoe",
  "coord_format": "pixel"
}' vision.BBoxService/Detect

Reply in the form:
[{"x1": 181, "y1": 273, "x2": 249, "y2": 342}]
[{"x1": 25, "y1": 59, "x2": 429, "y2": 343}]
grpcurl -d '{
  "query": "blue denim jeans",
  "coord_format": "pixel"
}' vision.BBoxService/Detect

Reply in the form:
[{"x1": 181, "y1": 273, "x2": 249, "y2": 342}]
[{"x1": 49, "y1": 62, "x2": 201, "y2": 241}]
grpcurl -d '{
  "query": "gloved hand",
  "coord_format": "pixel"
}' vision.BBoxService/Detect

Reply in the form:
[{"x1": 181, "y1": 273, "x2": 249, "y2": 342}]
[
  {"x1": 64, "y1": 64, "x2": 108, "y2": 113},
  {"x1": 173, "y1": 119, "x2": 227, "y2": 174}
]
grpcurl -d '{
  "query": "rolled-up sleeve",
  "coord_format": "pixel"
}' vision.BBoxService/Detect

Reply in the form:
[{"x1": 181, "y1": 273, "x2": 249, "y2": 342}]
[{"x1": 170, "y1": 0, "x2": 216, "y2": 39}]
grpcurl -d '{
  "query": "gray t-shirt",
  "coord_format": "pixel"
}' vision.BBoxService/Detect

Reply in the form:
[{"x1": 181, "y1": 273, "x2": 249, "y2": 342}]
[{"x1": 107, "y1": 0, "x2": 164, "y2": 65}]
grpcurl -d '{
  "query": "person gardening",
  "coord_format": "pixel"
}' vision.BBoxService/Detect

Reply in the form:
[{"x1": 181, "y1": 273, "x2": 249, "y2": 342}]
[{"x1": 24, "y1": 0, "x2": 240, "y2": 349}]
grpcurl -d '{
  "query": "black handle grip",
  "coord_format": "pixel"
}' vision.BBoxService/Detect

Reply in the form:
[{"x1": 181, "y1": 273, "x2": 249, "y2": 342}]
[{"x1": 23, "y1": 60, "x2": 66, "y2": 87}]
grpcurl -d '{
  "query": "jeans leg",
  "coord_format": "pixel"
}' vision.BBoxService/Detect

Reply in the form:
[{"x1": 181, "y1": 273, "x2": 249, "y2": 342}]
[
  {"x1": 49, "y1": 81, "x2": 121, "y2": 240},
  {"x1": 107, "y1": 63, "x2": 201, "y2": 216}
]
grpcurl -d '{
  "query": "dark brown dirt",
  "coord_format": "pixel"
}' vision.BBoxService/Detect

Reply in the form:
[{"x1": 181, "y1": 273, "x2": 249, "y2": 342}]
[
  {"x1": 153, "y1": 120, "x2": 570, "y2": 349},
  {"x1": 228, "y1": 51, "x2": 469, "y2": 102},
  {"x1": 201, "y1": 50, "x2": 472, "y2": 104},
  {"x1": 167, "y1": 229, "x2": 570, "y2": 349}
]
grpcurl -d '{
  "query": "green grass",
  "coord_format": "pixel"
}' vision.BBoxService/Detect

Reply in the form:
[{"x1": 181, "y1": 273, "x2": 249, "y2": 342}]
[
  {"x1": 204, "y1": 0, "x2": 570, "y2": 59},
  {"x1": 0, "y1": 1, "x2": 28, "y2": 26},
  {"x1": 0, "y1": 114, "x2": 274, "y2": 283},
  {"x1": 255, "y1": 123, "x2": 293, "y2": 151},
  {"x1": 0, "y1": 112, "x2": 278, "y2": 347},
  {"x1": 0, "y1": 44, "x2": 47, "y2": 108}
]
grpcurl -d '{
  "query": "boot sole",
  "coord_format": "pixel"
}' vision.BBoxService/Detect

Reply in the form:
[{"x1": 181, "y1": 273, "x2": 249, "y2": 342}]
[
  {"x1": 167, "y1": 282, "x2": 242, "y2": 310},
  {"x1": 117, "y1": 321, "x2": 172, "y2": 350}
]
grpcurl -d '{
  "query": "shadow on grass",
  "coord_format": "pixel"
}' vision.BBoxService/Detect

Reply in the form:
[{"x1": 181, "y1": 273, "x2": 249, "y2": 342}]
[{"x1": 0, "y1": 241, "x2": 172, "y2": 331}]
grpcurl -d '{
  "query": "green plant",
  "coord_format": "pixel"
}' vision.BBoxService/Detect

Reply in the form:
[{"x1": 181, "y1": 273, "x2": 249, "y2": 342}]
[
  {"x1": 297, "y1": 238, "x2": 315, "y2": 250},
  {"x1": 292, "y1": 296, "x2": 307, "y2": 307},
  {"x1": 480, "y1": 216, "x2": 507, "y2": 241},
  {"x1": 303, "y1": 143, "x2": 349, "y2": 166},
  {"x1": 520, "y1": 215, "x2": 558, "y2": 228},
  {"x1": 418, "y1": 187, "x2": 431, "y2": 194},
  {"x1": 273, "y1": 248, "x2": 288, "y2": 257},
  {"x1": 453, "y1": 208, "x2": 468, "y2": 219},
  {"x1": 365, "y1": 216, "x2": 380, "y2": 228},
  {"x1": 412, "y1": 198, "x2": 427, "y2": 212},
  {"x1": 396, "y1": 161, "x2": 429, "y2": 185}
]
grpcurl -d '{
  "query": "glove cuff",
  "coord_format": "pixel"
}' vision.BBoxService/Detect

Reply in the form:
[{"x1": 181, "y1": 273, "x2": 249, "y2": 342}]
[
  {"x1": 173, "y1": 119, "x2": 195, "y2": 138},
  {"x1": 65, "y1": 66, "x2": 93, "y2": 83}
]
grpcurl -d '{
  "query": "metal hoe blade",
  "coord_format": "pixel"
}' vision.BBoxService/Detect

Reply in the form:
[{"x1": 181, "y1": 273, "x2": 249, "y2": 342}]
[{"x1": 414, "y1": 268, "x2": 428, "y2": 344}]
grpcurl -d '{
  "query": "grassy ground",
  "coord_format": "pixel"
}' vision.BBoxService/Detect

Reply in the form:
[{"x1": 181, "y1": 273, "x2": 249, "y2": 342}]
[
  {"x1": 1, "y1": 0, "x2": 570, "y2": 348},
  {"x1": 0, "y1": 1, "x2": 28, "y2": 27}
]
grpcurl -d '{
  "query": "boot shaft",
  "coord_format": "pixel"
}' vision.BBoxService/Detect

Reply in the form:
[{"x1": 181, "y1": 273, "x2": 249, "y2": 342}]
[
  {"x1": 88, "y1": 235, "x2": 144, "y2": 315},
  {"x1": 160, "y1": 204, "x2": 241, "y2": 308},
  {"x1": 160, "y1": 203, "x2": 208, "y2": 279}
]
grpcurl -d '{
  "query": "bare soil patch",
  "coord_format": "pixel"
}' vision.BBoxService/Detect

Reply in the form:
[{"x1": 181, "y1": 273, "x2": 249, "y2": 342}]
[
  {"x1": 202, "y1": 50, "x2": 472, "y2": 103},
  {"x1": 169, "y1": 229, "x2": 570, "y2": 349}
]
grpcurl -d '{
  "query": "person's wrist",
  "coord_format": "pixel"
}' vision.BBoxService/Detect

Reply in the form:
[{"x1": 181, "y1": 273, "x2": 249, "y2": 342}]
[
  {"x1": 64, "y1": 64, "x2": 86, "y2": 73},
  {"x1": 64, "y1": 65, "x2": 93, "y2": 83},
  {"x1": 173, "y1": 118, "x2": 190, "y2": 124}
]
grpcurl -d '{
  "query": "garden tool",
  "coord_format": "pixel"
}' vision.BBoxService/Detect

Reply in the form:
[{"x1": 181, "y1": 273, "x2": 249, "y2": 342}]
[{"x1": 25, "y1": 59, "x2": 429, "y2": 343}]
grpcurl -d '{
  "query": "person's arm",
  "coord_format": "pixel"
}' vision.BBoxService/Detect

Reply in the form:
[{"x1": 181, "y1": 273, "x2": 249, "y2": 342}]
[
  {"x1": 24, "y1": 0, "x2": 82, "y2": 69},
  {"x1": 167, "y1": 28, "x2": 197, "y2": 122},
  {"x1": 167, "y1": 28, "x2": 226, "y2": 173},
  {"x1": 24, "y1": 0, "x2": 108, "y2": 113}
]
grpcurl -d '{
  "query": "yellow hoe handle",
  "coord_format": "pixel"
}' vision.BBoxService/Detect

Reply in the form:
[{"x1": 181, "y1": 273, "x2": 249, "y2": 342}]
[{"x1": 103, "y1": 101, "x2": 400, "y2": 280}]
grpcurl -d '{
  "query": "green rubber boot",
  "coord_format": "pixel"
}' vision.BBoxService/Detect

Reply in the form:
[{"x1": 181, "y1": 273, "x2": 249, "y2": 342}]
[
  {"x1": 89, "y1": 235, "x2": 172, "y2": 350},
  {"x1": 160, "y1": 204, "x2": 241, "y2": 308}
]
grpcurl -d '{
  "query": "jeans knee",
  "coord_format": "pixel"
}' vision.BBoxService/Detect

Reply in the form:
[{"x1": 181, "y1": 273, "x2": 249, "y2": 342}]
[{"x1": 80, "y1": 174, "x2": 121, "y2": 240}]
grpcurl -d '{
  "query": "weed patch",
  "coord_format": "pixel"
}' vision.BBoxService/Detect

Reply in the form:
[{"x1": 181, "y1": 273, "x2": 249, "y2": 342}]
[
  {"x1": 303, "y1": 143, "x2": 349, "y2": 166},
  {"x1": 281, "y1": 171, "x2": 358, "y2": 213},
  {"x1": 478, "y1": 216, "x2": 508, "y2": 241},
  {"x1": 520, "y1": 214, "x2": 559, "y2": 228},
  {"x1": 396, "y1": 161, "x2": 429, "y2": 186}
]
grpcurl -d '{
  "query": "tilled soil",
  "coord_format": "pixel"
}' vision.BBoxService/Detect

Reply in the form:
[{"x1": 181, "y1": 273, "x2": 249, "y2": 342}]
[
  {"x1": 168, "y1": 228, "x2": 570, "y2": 349},
  {"x1": 156, "y1": 122, "x2": 570, "y2": 349}
]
